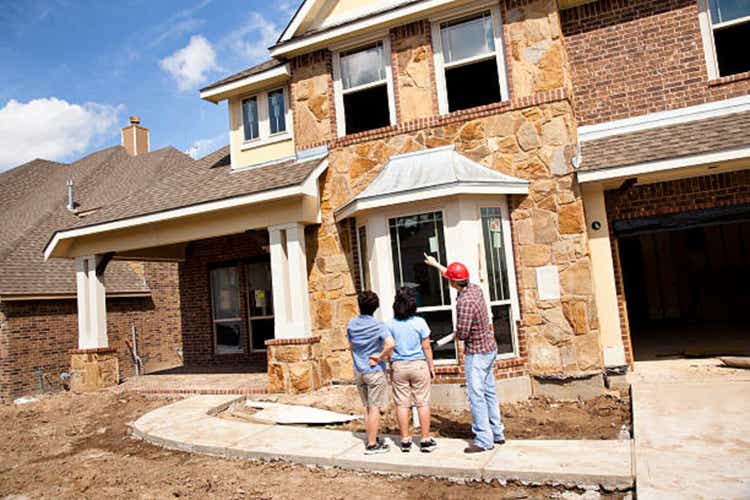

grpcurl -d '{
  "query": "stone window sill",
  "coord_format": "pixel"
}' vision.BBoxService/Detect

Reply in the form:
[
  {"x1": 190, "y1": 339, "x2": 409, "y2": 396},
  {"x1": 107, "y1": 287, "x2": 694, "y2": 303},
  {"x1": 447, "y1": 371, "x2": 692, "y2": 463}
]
[{"x1": 708, "y1": 70, "x2": 750, "y2": 87}]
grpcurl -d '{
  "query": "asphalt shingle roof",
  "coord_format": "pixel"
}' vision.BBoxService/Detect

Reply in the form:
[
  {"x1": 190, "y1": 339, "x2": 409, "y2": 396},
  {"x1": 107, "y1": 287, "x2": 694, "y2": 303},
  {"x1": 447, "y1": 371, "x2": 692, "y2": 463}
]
[
  {"x1": 579, "y1": 111, "x2": 750, "y2": 172},
  {"x1": 201, "y1": 59, "x2": 285, "y2": 92}
]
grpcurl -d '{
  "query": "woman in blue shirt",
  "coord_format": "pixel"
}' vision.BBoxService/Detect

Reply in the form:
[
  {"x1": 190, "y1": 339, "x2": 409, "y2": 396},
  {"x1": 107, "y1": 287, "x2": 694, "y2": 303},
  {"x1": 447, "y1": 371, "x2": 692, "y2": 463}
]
[{"x1": 386, "y1": 287, "x2": 437, "y2": 453}]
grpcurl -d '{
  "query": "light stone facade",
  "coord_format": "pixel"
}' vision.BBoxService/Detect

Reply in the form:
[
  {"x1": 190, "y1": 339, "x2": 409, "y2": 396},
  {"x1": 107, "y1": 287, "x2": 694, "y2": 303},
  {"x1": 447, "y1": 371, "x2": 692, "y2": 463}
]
[{"x1": 288, "y1": 0, "x2": 603, "y2": 383}]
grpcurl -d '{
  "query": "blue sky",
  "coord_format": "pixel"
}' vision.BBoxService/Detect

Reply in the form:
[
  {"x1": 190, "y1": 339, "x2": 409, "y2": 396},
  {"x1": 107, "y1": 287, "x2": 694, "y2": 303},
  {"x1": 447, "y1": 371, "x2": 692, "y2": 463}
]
[{"x1": 0, "y1": 0, "x2": 300, "y2": 171}]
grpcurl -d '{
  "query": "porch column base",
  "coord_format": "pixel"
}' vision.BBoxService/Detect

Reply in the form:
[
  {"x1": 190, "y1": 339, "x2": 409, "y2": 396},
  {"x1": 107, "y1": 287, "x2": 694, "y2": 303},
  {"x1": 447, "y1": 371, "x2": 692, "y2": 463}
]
[
  {"x1": 265, "y1": 337, "x2": 327, "y2": 394},
  {"x1": 69, "y1": 347, "x2": 119, "y2": 393}
]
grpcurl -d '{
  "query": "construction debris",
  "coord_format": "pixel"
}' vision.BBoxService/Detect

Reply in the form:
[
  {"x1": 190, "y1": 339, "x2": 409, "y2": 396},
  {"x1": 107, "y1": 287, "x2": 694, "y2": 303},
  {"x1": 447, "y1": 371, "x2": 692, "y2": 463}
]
[
  {"x1": 244, "y1": 401, "x2": 360, "y2": 425},
  {"x1": 719, "y1": 357, "x2": 750, "y2": 370}
]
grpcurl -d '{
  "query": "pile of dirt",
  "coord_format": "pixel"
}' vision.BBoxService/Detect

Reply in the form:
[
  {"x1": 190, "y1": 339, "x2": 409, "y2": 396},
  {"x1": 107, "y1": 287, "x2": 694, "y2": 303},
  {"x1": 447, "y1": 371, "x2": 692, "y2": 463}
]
[
  {"x1": 0, "y1": 390, "x2": 629, "y2": 499},
  {"x1": 249, "y1": 385, "x2": 631, "y2": 440}
]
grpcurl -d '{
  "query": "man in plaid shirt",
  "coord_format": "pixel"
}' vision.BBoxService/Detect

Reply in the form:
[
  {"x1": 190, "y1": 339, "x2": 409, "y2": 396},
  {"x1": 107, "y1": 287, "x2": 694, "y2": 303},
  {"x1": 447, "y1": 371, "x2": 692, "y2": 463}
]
[{"x1": 425, "y1": 254, "x2": 505, "y2": 453}]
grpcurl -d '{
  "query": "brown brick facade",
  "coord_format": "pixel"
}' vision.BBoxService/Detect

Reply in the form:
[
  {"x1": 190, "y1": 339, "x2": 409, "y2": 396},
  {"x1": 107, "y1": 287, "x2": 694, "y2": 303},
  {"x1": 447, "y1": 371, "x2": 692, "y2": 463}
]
[
  {"x1": 562, "y1": 0, "x2": 750, "y2": 126},
  {"x1": 0, "y1": 262, "x2": 181, "y2": 403},
  {"x1": 178, "y1": 231, "x2": 270, "y2": 369},
  {"x1": 604, "y1": 170, "x2": 750, "y2": 364}
]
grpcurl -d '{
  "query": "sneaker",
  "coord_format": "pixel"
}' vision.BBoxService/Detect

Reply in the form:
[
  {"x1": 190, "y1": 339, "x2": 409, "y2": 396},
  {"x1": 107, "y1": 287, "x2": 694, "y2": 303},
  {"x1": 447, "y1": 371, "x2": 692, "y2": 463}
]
[
  {"x1": 400, "y1": 439, "x2": 413, "y2": 453},
  {"x1": 464, "y1": 444, "x2": 493, "y2": 454},
  {"x1": 365, "y1": 439, "x2": 390, "y2": 455},
  {"x1": 419, "y1": 438, "x2": 438, "y2": 453},
  {"x1": 494, "y1": 438, "x2": 506, "y2": 445}
]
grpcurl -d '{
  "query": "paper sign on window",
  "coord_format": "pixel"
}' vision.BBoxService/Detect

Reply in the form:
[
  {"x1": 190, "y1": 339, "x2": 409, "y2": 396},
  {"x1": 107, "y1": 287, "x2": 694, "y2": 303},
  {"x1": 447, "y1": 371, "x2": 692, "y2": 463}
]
[
  {"x1": 254, "y1": 290, "x2": 266, "y2": 309},
  {"x1": 428, "y1": 236, "x2": 438, "y2": 254}
]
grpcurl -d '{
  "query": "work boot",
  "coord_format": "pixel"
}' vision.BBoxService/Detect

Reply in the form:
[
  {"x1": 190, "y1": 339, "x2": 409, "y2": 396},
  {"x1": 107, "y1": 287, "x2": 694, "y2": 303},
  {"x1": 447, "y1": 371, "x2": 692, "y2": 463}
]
[{"x1": 464, "y1": 444, "x2": 492, "y2": 454}]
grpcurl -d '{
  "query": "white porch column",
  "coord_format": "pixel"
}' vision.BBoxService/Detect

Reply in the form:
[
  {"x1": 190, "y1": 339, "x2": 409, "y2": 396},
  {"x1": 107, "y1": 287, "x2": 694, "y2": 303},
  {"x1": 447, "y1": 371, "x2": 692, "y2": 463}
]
[
  {"x1": 268, "y1": 223, "x2": 311, "y2": 339},
  {"x1": 368, "y1": 213, "x2": 396, "y2": 322},
  {"x1": 75, "y1": 255, "x2": 108, "y2": 349},
  {"x1": 582, "y1": 184, "x2": 627, "y2": 367}
]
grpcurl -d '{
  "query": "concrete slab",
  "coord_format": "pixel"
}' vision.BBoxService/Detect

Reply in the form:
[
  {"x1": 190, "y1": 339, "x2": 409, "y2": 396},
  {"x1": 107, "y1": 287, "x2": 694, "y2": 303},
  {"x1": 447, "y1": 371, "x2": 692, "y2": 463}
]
[
  {"x1": 150, "y1": 417, "x2": 271, "y2": 455},
  {"x1": 431, "y1": 376, "x2": 532, "y2": 409},
  {"x1": 532, "y1": 374, "x2": 606, "y2": 401},
  {"x1": 631, "y1": 361, "x2": 750, "y2": 500},
  {"x1": 335, "y1": 435, "x2": 494, "y2": 480},
  {"x1": 232, "y1": 425, "x2": 363, "y2": 466},
  {"x1": 483, "y1": 440, "x2": 633, "y2": 490}
]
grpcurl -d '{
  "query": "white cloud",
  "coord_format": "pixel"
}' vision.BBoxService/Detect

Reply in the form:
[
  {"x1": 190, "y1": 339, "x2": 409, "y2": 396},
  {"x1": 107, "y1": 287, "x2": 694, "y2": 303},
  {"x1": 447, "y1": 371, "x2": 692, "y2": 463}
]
[
  {"x1": 223, "y1": 12, "x2": 280, "y2": 63},
  {"x1": 0, "y1": 97, "x2": 121, "y2": 172},
  {"x1": 159, "y1": 35, "x2": 221, "y2": 92},
  {"x1": 186, "y1": 133, "x2": 226, "y2": 159}
]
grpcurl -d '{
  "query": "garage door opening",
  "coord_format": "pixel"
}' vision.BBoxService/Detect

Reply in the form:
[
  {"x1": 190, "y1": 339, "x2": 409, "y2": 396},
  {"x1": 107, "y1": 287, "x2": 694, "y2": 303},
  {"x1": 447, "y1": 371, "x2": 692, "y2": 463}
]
[{"x1": 617, "y1": 219, "x2": 750, "y2": 361}]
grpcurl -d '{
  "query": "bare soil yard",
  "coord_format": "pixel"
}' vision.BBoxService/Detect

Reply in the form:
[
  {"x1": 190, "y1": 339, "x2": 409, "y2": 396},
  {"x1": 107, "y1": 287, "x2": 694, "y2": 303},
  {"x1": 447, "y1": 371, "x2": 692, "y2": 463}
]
[
  {"x1": 247, "y1": 385, "x2": 632, "y2": 440},
  {"x1": 0, "y1": 389, "x2": 629, "y2": 499}
]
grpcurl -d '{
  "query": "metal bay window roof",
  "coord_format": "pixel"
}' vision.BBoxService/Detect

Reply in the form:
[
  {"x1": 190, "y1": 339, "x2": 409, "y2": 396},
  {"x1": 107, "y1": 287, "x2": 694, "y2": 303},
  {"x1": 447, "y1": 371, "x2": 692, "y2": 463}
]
[{"x1": 335, "y1": 145, "x2": 528, "y2": 220}]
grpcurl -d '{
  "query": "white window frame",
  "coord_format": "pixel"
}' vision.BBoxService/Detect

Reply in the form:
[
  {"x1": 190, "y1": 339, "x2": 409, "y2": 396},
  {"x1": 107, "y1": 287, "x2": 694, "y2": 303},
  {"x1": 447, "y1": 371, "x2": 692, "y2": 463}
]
[
  {"x1": 698, "y1": 0, "x2": 750, "y2": 80},
  {"x1": 356, "y1": 224, "x2": 371, "y2": 291},
  {"x1": 245, "y1": 261, "x2": 274, "y2": 354},
  {"x1": 239, "y1": 86, "x2": 292, "y2": 150},
  {"x1": 430, "y1": 1, "x2": 509, "y2": 115},
  {"x1": 331, "y1": 34, "x2": 397, "y2": 137},
  {"x1": 209, "y1": 265, "x2": 245, "y2": 355}
]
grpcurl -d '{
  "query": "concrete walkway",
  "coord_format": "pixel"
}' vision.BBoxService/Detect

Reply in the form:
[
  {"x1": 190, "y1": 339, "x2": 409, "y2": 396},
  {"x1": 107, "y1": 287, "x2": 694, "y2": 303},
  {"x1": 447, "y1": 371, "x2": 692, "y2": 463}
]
[
  {"x1": 130, "y1": 395, "x2": 633, "y2": 490},
  {"x1": 630, "y1": 359, "x2": 750, "y2": 499}
]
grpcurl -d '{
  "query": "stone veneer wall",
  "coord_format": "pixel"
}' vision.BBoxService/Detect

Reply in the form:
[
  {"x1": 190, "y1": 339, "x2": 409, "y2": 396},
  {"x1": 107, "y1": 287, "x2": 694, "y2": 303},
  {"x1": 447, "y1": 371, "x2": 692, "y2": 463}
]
[
  {"x1": 390, "y1": 20, "x2": 438, "y2": 122},
  {"x1": 290, "y1": 50, "x2": 336, "y2": 150},
  {"x1": 69, "y1": 347, "x2": 119, "y2": 393},
  {"x1": 266, "y1": 336, "x2": 326, "y2": 394}
]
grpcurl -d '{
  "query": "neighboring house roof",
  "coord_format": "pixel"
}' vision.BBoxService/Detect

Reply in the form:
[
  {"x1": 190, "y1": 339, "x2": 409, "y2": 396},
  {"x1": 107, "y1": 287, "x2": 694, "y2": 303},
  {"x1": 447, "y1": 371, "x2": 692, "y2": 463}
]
[
  {"x1": 0, "y1": 146, "x2": 189, "y2": 298},
  {"x1": 200, "y1": 59, "x2": 285, "y2": 92},
  {"x1": 579, "y1": 111, "x2": 750, "y2": 173},
  {"x1": 335, "y1": 145, "x2": 529, "y2": 219}
]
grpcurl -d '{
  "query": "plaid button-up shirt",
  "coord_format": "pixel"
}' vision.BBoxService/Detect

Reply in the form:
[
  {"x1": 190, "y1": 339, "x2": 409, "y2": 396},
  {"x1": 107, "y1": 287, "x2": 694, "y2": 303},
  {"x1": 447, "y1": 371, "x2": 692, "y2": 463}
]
[{"x1": 455, "y1": 283, "x2": 497, "y2": 355}]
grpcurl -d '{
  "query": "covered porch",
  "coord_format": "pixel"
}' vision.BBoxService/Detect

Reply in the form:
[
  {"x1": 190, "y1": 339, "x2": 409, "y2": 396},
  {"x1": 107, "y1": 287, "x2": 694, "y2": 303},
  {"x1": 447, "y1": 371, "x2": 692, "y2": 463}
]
[{"x1": 44, "y1": 151, "x2": 329, "y2": 394}]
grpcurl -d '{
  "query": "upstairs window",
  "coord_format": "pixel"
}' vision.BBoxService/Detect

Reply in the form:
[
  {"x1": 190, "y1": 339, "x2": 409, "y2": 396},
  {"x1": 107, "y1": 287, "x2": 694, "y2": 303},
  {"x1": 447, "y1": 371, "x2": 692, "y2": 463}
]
[
  {"x1": 432, "y1": 7, "x2": 508, "y2": 114},
  {"x1": 700, "y1": 0, "x2": 750, "y2": 78},
  {"x1": 242, "y1": 97, "x2": 259, "y2": 141},
  {"x1": 239, "y1": 87, "x2": 290, "y2": 147},
  {"x1": 333, "y1": 40, "x2": 396, "y2": 136}
]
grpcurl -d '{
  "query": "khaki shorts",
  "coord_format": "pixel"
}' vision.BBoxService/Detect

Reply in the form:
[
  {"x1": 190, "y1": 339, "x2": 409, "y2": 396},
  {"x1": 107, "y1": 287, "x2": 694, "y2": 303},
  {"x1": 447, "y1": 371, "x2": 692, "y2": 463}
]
[
  {"x1": 355, "y1": 370, "x2": 389, "y2": 408},
  {"x1": 391, "y1": 360, "x2": 431, "y2": 408}
]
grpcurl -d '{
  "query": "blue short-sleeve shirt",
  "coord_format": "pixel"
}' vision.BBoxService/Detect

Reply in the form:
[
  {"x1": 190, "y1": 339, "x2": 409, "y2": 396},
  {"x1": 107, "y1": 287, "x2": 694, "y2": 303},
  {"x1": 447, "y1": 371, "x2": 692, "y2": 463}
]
[
  {"x1": 346, "y1": 315, "x2": 391, "y2": 373},
  {"x1": 387, "y1": 316, "x2": 431, "y2": 362}
]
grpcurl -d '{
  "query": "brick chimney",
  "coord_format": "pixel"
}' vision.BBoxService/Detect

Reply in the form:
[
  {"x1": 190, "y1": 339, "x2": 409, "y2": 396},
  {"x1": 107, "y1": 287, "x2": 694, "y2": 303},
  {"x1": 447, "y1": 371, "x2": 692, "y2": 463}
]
[{"x1": 121, "y1": 116, "x2": 149, "y2": 156}]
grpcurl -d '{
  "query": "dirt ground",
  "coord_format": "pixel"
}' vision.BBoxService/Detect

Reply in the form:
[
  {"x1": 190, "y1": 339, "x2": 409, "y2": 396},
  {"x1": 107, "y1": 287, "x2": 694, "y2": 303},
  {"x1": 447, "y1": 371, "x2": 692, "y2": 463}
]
[
  {"x1": 0, "y1": 389, "x2": 629, "y2": 499},
  {"x1": 247, "y1": 385, "x2": 631, "y2": 440}
]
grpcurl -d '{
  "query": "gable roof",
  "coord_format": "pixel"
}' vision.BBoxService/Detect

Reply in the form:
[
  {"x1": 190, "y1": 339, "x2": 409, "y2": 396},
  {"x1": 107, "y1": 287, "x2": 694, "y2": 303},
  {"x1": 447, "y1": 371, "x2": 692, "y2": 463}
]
[
  {"x1": 0, "y1": 146, "x2": 190, "y2": 298},
  {"x1": 200, "y1": 59, "x2": 285, "y2": 93},
  {"x1": 335, "y1": 145, "x2": 528, "y2": 219}
]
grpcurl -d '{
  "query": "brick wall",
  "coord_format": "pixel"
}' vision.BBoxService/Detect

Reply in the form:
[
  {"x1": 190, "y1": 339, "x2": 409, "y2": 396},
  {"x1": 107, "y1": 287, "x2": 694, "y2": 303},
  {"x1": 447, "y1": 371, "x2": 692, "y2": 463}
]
[
  {"x1": 562, "y1": 0, "x2": 750, "y2": 126},
  {"x1": 0, "y1": 262, "x2": 182, "y2": 403},
  {"x1": 604, "y1": 169, "x2": 750, "y2": 364},
  {"x1": 178, "y1": 231, "x2": 269, "y2": 369}
]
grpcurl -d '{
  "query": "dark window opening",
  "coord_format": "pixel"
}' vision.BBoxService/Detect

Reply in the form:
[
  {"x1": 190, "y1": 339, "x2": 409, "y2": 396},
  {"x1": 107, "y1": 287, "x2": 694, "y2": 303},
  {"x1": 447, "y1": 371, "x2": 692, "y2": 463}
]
[
  {"x1": 714, "y1": 22, "x2": 750, "y2": 77},
  {"x1": 343, "y1": 85, "x2": 390, "y2": 135},
  {"x1": 445, "y1": 58, "x2": 501, "y2": 112}
]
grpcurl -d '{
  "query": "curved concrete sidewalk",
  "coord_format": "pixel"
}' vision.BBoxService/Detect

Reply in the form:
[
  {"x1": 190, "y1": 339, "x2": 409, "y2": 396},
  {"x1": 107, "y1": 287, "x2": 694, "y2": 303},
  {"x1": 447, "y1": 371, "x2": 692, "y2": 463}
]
[{"x1": 130, "y1": 395, "x2": 633, "y2": 490}]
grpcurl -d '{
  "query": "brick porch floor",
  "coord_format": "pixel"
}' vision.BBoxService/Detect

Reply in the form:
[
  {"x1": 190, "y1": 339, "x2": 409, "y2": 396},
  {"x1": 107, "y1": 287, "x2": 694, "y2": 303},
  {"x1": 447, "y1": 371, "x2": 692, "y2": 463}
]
[{"x1": 123, "y1": 365, "x2": 269, "y2": 395}]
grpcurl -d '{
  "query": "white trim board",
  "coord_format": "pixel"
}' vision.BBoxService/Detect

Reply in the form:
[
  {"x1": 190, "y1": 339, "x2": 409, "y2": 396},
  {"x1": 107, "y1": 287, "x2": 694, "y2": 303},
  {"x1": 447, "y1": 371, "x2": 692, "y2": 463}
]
[
  {"x1": 578, "y1": 95, "x2": 750, "y2": 142},
  {"x1": 576, "y1": 145, "x2": 750, "y2": 183},
  {"x1": 200, "y1": 64, "x2": 291, "y2": 103},
  {"x1": 44, "y1": 159, "x2": 329, "y2": 260}
]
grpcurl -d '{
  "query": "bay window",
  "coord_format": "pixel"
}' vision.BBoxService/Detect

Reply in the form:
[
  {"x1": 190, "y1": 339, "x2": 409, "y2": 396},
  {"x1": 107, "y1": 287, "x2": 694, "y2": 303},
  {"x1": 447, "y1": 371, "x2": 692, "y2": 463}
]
[
  {"x1": 481, "y1": 207, "x2": 515, "y2": 354},
  {"x1": 333, "y1": 39, "x2": 396, "y2": 136},
  {"x1": 432, "y1": 5, "x2": 509, "y2": 114}
]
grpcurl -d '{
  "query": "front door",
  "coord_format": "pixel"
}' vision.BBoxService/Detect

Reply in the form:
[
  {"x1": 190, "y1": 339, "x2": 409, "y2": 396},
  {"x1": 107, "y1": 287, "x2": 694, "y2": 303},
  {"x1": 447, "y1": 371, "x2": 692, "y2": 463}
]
[{"x1": 246, "y1": 260, "x2": 274, "y2": 352}]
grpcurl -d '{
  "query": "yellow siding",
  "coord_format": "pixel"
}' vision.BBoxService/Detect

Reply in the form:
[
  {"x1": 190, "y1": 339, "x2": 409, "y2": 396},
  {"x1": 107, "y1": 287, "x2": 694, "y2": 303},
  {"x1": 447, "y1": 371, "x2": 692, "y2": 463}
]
[{"x1": 228, "y1": 94, "x2": 295, "y2": 169}]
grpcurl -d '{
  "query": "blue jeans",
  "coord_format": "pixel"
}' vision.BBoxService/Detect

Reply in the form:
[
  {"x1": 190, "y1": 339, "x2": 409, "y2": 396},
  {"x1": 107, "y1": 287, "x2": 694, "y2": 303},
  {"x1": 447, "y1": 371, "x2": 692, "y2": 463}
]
[{"x1": 465, "y1": 352, "x2": 505, "y2": 449}]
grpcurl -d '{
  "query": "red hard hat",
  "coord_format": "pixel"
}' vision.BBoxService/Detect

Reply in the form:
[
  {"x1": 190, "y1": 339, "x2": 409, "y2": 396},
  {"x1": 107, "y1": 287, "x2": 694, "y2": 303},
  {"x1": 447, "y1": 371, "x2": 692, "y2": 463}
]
[{"x1": 443, "y1": 262, "x2": 469, "y2": 281}]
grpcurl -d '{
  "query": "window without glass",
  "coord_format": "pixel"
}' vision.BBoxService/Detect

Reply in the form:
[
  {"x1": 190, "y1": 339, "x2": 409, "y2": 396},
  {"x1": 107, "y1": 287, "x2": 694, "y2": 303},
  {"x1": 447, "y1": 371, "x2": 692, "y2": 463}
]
[
  {"x1": 438, "y1": 12, "x2": 504, "y2": 112},
  {"x1": 242, "y1": 97, "x2": 259, "y2": 141},
  {"x1": 389, "y1": 212, "x2": 456, "y2": 361},
  {"x1": 707, "y1": 0, "x2": 750, "y2": 76},
  {"x1": 210, "y1": 266, "x2": 244, "y2": 354},
  {"x1": 481, "y1": 207, "x2": 514, "y2": 354},
  {"x1": 338, "y1": 42, "x2": 392, "y2": 135},
  {"x1": 268, "y1": 89, "x2": 286, "y2": 135}
]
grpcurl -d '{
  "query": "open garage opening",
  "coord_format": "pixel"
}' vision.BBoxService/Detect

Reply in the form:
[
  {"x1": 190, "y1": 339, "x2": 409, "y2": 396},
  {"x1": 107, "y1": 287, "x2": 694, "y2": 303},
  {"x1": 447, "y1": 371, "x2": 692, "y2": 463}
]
[{"x1": 616, "y1": 214, "x2": 750, "y2": 361}]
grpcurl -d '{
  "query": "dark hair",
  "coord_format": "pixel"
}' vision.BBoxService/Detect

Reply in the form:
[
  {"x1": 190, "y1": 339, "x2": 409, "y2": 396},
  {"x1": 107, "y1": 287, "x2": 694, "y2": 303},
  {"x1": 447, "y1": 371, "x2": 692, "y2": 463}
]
[
  {"x1": 454, "y1": 279, "x2": 469, "y2": 288},
  {"x1": 393, "y1": 287, "x2": 417, "y2": 320},
  {"x1": 357, "y1": 291, "x2": 380, "y2": 316}
]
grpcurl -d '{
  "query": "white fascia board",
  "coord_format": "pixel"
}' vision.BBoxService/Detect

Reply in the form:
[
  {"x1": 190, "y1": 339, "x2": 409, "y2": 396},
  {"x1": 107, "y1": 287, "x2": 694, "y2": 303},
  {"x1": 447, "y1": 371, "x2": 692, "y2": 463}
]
[
  {"x1": 200, "y1": 64, "x2": 291, "y2": 103},
  {"x1": 279, "y1": 0, "x2": 319, "y2": 43},
  {"x1": 577, "y1": 144, "x2": 750, "y2": 184},
  {"x1": 335, "y1": 182, "x2": 529, "y2": 221},
  {"x1": 578, "y1": 95, "x2": 750, "y2": 142},
  {"x1": 44, "y1": 160, "x2": 330, "y2": 260},
  {"x1": 270, "y1": 0, "x2": 458, "y2": 57}
]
